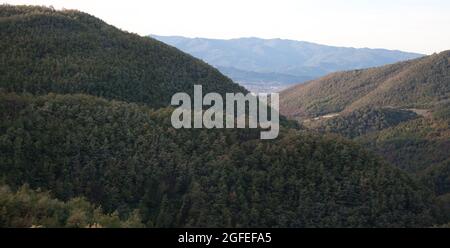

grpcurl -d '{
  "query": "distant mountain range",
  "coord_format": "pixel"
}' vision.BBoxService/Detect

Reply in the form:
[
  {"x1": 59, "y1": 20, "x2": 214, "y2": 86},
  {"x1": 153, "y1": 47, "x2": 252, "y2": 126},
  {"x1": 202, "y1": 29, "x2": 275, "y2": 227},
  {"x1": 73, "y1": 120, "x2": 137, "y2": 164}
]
[{"x1": 151, "y1": 35, "x2": 424, "y2": 92}]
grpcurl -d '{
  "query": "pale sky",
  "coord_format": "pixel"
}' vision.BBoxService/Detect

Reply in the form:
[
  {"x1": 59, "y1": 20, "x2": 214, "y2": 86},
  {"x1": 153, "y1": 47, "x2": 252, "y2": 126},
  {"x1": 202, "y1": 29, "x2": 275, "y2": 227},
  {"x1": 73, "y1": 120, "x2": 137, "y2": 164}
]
[{"x1": 3, "y1": 0, "x2": 450, "y2": 54}]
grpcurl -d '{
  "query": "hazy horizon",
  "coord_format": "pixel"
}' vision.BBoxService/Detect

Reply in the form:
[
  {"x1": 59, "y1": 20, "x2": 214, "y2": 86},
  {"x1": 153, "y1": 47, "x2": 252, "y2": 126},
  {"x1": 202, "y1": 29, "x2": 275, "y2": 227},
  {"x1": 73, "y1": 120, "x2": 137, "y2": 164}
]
[
  {"x1": 150, "y1": 35, "x2": 427, "y2": 55},
  {"x1": 3, "y1": 0, "x2": 450, "y2": 54}
]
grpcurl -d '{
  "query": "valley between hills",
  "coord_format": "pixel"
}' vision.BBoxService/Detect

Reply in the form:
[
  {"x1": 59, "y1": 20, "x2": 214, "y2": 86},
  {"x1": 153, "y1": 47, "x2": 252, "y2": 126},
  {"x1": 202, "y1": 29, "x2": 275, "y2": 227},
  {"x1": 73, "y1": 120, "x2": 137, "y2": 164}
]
[{"x1": 0, "y1": 5, "x2": 449, "y2": 228}]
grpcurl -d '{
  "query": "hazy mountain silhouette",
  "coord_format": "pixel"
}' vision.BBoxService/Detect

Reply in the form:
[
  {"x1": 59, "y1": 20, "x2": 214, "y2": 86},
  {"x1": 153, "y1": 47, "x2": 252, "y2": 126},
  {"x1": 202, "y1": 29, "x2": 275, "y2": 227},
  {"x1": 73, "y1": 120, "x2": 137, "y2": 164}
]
[{"x1": 151, "y1": 35, "x2": 424, "y2": 92}]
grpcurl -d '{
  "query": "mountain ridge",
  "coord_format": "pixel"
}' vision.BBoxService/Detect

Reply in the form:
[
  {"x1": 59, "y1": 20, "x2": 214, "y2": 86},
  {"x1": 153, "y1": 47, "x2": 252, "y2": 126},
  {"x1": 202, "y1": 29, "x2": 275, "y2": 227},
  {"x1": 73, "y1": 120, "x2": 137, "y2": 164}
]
[
  {"x1": 280, "y1": 50, "x2": 450, "y2": 119},
  {"x1": 0, "y1": 5, "x2": 246, "y2": 108},
  {"x1": 151, "y1": 35, "x2": 424, "y2": 92}
]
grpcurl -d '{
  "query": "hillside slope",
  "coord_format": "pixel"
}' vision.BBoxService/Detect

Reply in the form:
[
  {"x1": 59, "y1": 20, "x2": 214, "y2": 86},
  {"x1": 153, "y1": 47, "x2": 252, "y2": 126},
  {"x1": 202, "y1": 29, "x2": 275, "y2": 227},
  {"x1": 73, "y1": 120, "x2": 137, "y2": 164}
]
[
  {"x1": 358, "y1": 104, "x2": 450, "y2": 173},
  {"x1": 0, "y1": 5, "x2": 443, "y2": 228},
  {"x1": 280, "y1": 51, "x2": 450, "y2": 119},
  {"x1": 0, "y1": 92, "x2": 436, "y2": 227},
  {"x1": 279, "y1": 51, "x2": 450, "y2": 223},
  {"x1": 0, "y1": 5, "x2": 245, "y2": 108},
  {"x1": 308, "y1": 107, "x2": 419, "y2": 139}
]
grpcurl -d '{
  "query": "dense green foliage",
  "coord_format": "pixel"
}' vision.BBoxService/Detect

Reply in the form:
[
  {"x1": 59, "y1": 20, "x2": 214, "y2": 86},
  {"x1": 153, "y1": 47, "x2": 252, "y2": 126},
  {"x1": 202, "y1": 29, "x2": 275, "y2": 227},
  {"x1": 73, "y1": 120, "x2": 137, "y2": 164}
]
[
  {"x1": 300, "y1": 107, "x2": 450, "y2": 183},
  {"x1": 280, "y1": 47, "x2": 450, "y2": 197},
  {"x1": 280, "y1": 51, "x2": 450, "y2": 119},
  {"x1": 0, "y1": 5, "x2": 445, "y2": 228},
  {"x1": 302, "y1": 104, "x2": 450, "y2": 224},
  {"x1": 420, "y1": 160, "x2": 450, "y2": 225},
  {"x1": 309, "y1": 108, "x2": 418, "y2": 139},
  {"x1": 279, "y1": 48, "x2": 450, "y2": 225},
  {"x1": 0, "y1": 184, "x2": 144, "y2": 227},
  {"x1": 421, "y1": 161, "x2": 450, "y2": 196},
  {"x1": 0, "y1": 5, "x2": 246, "y2": 108},
  {"x1": 307, "y1": 104, "x2": 450, "y2": 176},
  {"x1": 0, "y1": 92, "x2": 436, "y2": 227},
  {"x1": 358, "y1": 110, "x2": 450, "y2": 173}
]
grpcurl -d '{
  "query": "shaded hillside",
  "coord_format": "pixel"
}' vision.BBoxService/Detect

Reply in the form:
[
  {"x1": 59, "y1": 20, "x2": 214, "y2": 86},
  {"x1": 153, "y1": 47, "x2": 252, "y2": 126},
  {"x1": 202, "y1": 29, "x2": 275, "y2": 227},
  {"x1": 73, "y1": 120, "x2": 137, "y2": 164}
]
[
  {"x1": 301, "y1": 100, "x2": 450, "y2": 178},
  {"x1": 152, "y1": 35, "x2": 422, "y2": 89},
  {"x1": 0, "y1": 5, "x2": 442, "y2": 228},
  {"x1": 280, "y1": 51, "x2": 450, "y2": 119},
  {"x1": 305, "y1": 101, "x2": 450, "y2": 222},
  {"x1": 0, "y1": 5, "x2": 245, "y2": 108},
  {"x1": 358, "y1": 104, "x2": 450, "y2": 173},
  {"x1": 308, "y1": 107, "x2": 419, "y2": 139},
  {"x1": 421, "y1": 160, "x2": 450, "y2": 197},
  {"x1": 280, "y1": 53, "x2": 450, "y2": 225},
  {"x1": 420, "y1": 159, "x2": 450, "y2": 225},
  {"x1": 0, "y1": 92, "x2": 435, "y2": 227}
]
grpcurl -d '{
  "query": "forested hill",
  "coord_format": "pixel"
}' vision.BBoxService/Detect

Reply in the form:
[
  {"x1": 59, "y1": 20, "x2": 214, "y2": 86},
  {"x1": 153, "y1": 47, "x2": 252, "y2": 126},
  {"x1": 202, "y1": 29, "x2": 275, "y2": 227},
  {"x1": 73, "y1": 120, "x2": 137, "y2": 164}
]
[
  {"x1": 0, "y1": 5, "x2": 246, "y2": 108},
  {"x1": 0, "y1": 5, "x2": 444, "y2": 228},
  {"x1": 280, "y1": 51, "x2": 450, "y2": 119},
  {"x1": 0, "y1": 92, "x2": 436, "y2": 227},
  {"x1": 280, "y1": 51, "x2": 450, "y2": 224}
]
